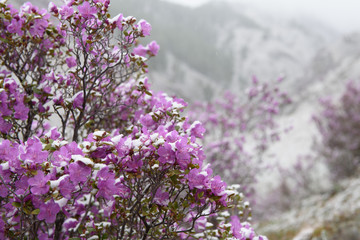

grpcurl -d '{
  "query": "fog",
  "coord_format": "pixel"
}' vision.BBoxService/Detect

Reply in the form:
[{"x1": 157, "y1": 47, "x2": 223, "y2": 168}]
[{"x1": 165, "y1": 0, "x2": 360, "y2": 33}]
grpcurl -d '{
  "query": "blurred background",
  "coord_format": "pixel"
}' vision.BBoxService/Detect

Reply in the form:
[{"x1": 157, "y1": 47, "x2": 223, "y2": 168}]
[{"x1": 11, "y1": 0, "x2": 360, "y2": 239}]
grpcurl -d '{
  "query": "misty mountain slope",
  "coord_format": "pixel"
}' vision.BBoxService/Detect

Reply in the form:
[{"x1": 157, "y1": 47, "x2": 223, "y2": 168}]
[
  {"x1": 257, "y1": 32, "x2": 360, "y2": 194},
  {"x1": 110, "y1": 0, "x2": 337, "y2": 101},
  {"x1": 301, "y1": 33, "x2": 360, "y2": 100}
]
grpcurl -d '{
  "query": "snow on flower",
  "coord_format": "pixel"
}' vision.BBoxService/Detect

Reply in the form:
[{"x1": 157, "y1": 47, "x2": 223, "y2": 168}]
[{"x1": 72, "y1": 154, "x2": 94, "y2": 166}]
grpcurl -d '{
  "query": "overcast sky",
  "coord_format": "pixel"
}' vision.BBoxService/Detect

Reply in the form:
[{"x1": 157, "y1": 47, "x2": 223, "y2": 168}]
[{"x1": 165, "y1": 0, "x2": 360, "y2": 33}]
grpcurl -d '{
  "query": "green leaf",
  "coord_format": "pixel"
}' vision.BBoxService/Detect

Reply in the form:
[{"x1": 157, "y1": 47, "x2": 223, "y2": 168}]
[
  {"x1": 170, "y1": 175, "x2": 178, "y2": 184},
  {"x1": 24, "y1": 207, "x2": 31, "y2": 214},
  {"x1": 151, "y1": 115, "x2": 158, "y2": 122},
  {"x1": 110, "y1": 212, "x2": 117, "y2": 219},
  {"x1": 31, "y1": 209, "x2": 40, "y2": 215},
  {"x1": 182, "y1": 200, "x2": 189, "y2": 208},
  {"x1": 142, "y1": 205, "x2": 149, "y2": 216},
  {"x1": 43, "y1": 143, "x2": 53, "y2": 151},
  {"x1": 0, "y1": 37, "x2": 10, "y2": 44},
  {"x1": 32, "y1": 87, "x2": 42, "y2": 94},
  {"x1": 12, "y1": 202, "x2": 21, "y2": 208},
  {"x1": 198, "y1": 191, "x2": 204, "y2": 198},
  {"x1": 150, "y1": 204, "x2": 157, "y2": 213}
]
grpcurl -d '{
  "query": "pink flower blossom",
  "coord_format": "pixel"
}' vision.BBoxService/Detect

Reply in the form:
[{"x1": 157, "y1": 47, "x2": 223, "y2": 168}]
[
  {"x1": 7, "y1": 18, "x2": 23, "y2": 36},
  {"x1": 153, "y1": 188, "x2": 169, "y2": 205},
  {"x1": 66, "y1": 142, "x2": 84, "y2": 155},
  {"x1": 66, "y1": 56, "x2": 77, "y2": 68},
  {"x1": 111, "y1": 13, "x2": 123, "y2": 30},
  {"x1": 96, "y1": 178, "x2": 118, "y2": 200},
  {"x1": 147, "y1": 41, "x2": 159, "y2": 56},
  {"x1": 28, "y1": 171, "x2": 50, "y2": 195},
  {"x1": 78, "y1": 1, "x2": 97, "y2": 18},
  {"x1": 0, "y1": 118, "x2": 12, "y2": 134},
  {"x1": 20, "y1": 137, "x2": 49, "y2": 164},
  {"x1": 115, "y1": 182, "x2": 130, "y2": 198},
  {"x1": 72, "y1": 91, "x2": 84, "y2": 109},
  {"x1": 139, "y1": 19, "x2": 151, "y2": 36},
  {"x1": 139, "y1": 114, "x2": 155, "y2": 128},
  {"x1": 175, "y1": 138, "x2": 191, "y2": 169},
  {"x1": 157, "y1": 142, "x2": 175, "y2": 165},
  {"x1": 15, "y1": 175, "x2": 30, "y2": 195},
  {"x1": 133, "y1": 44, "x2": 147, "y2": 57},
  {"x1": 29, "y1": 18, "x2": 48, "y2": 37},
  {"x1": 59, "y1": 177, "x2": 75, "y2": 199},
  {"x1": 37, "y1": 199, "x2": 60, "y2": 223},
  {"x1": 210, "y1": 175, "x2": 226, "y2": 196},
  {"x1": 0, "y1": 218, "x2": 4, "y2": 239},
  {"x1": 13, "y1": 94, "x2": 29, "y2": 121},
  {"x1": 190, "y1": 121, "x2": 205, "y2": 138},
  {"x1": 45, "y1": 127, "x2": 61, "y2": 140},
  {"x1": 52, "y1": 146, "x2": 71, "y2": 167},
  {"x1": 59, "y1": 5, "x2": 74, "y2": 19},
  {"x1": 187, "y1": 169, "x2": 207, "y2": 190},
  {"x1": 0, "y1": 185, "x2": 8, "y2": 198},
  {"x1": 68, "y1": 162, "x2": 91, "y2": 184},
  {"x1": 48, "y1": 2, "x2": 58, "y2": 14}
]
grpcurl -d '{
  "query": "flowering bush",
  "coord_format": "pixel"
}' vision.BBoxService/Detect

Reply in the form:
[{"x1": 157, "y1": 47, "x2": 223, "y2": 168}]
[
  {"x1": 189, "y1": 76, "x2": 291, "y2": 197},
  {"x1": 0, "y1": 0, "x2": 267, "y2": 239},
  {"x1": 314, "y1": 81, "x2": 360, "y2": 180}
]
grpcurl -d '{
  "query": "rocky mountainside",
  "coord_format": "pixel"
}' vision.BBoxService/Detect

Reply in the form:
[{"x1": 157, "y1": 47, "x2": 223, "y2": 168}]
[{"x1": 257, "y1": 176, "x2": 360, "y2": 240}]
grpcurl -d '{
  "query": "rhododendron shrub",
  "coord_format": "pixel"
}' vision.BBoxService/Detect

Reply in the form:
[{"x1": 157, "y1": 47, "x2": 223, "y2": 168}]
[
  {"x1": 0, "y1": 96, "x2": 248, "y2": 239},
  {"x1": 0, "y1": 0, "x2": 267, "y2": 239},
  {"x1": 189, "y1": 77, "x2": 291, "y2": 196},
  {"x1": 314, "y1": 81, "x2": 360, "y2": 180}
]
